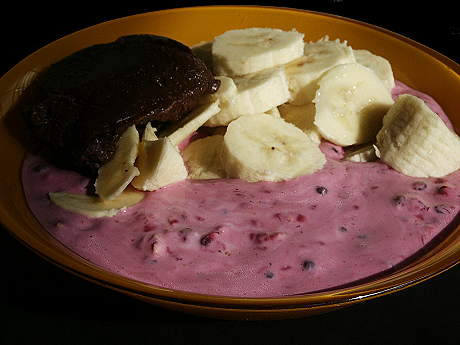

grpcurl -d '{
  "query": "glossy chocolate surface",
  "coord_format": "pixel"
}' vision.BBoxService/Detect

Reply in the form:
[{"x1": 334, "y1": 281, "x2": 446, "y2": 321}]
[{"x1": 23, "y1": 34, "x2": 219, "y2": 176}]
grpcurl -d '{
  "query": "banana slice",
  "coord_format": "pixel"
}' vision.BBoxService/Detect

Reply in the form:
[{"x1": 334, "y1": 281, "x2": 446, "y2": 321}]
[
  {"x1": 131, "y1": 137, "x2": 188, "y2": 191},
  {"x1": 94, "y1": 125, "x2": 140, "y2": 200},
  {"x1": 204, "y1": 76, "x2": 239, "y2": 127},
  {"x1": 343, "y1": 144, "x2": 378, "y2": 162},
  {"x1": 212, "y1": 27, "x2": 304, "y2": 76},
  {"x1": 285, "y1": 36, "x2": 356, "y2": 105},
  {"x1": 211, "y1": 76, "x2": 238, "y2": 102},
  {"x1": 221, "y1": 114, "x2": 326, "y2": 182},
  {"x1": 49, "y1": 188, "x2": 144, "y2": 218},
  {"x1": 313, "y1": 63, "x2": 394, "y2": 146},
  {"x1": 354, "y1": 49, "x2": 395, "y2": 92},
  {"x1": 162, "y1": 100, "x2": 220, "y2": 146},
  {"x1": 278, "y1": 102, "x2": 322, "y2": 144},
  {"x1": 143, "y1": 122, "x2": 158, "y2": 141},
  {"x1": 182, "y1": 135, "x2": 226, "y2": 179},
  {"x1": 205, "y1": 68, "x2": 290, "y2": 127},
  {"x1": 376, "y1": 94, "x2": 460, "y2": 177}
]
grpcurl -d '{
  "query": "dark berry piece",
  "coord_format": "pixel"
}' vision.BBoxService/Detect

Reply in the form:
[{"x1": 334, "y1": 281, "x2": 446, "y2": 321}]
[
  {"x1": 437, "y1": 186, "x2": 449, "y2": 195},
  {"x1": 273, "y1": 213, "x2": 283, "y2": 221},
  {"x1": 434, "y1": 204, "x2": 453, "y2": 214},
  {"x1": 339, "y1": 226, "x2": 348, "y2": 232},
  {"x1": 392, "y1": 195, "x2": 407, "y2": 207},
  {"x1": 296, "y1": 214, "x2": 306, "y2": 222},
  {"x1": 316, "y1": 186, "x2": 328, "y2": 195},
  {"x1": 412, "y1": 181, "x2": 427, "y2": 191},
  {"x1": 302, "y1": 260, "x2": 315, "y2": 271},
  {"x1": 265, "y1": 271, "x2": 274, "y2": 279},
  {"x1": 168, "y1": 218, "x2": 179, "y2": 225},
  {"x1": 200, "y1": 231, "x2": 219, "y2": 246},
  {"x1": 250, "y1": 232, "x2": 283, "y2": 244}
]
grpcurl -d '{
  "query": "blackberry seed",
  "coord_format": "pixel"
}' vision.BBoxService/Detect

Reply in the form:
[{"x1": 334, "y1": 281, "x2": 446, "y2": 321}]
[
  {"x1": 392, "y1": 195, "x2": 407, "y2": 206},
  {"x1": 302, "y1": 260, "x2": 315, "y2": 271},
  {"x1": 265, "y1": 271, "x2": 274, "y2": 279},
  {"x1": 412, "y1": 181, "x2": 427, "y2": 191},
  {"x1": 434, "y1": 204, "x2": 452, "y2": 214},
  {"x1": 316, "y1": 186, "x2": 328, "y2": 195}
]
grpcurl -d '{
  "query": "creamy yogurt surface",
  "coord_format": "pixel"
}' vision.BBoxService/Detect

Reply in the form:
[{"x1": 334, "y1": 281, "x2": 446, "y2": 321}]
[{"x1": 22, "y1": 82, "x2": 460, "y2": 297}]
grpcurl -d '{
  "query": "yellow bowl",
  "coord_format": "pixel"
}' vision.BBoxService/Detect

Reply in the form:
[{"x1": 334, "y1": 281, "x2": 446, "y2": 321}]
[{"x1": 1, "y1": 5, "x2": 459, "y2": 320}]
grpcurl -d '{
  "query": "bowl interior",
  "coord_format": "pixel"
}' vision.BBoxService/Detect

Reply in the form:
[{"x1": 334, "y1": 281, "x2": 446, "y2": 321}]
[{"x1": 1, "y1": 5, "x2": 459, "y2": 311}]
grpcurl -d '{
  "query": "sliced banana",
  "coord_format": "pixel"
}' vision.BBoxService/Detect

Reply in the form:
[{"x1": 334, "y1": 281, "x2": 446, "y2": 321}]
[
  {"x1": 131, "y1": 137, "x2": 188, "y2": 191},
  {"x1": 143, "y1": 122, "x2": 158, "y2": 141},
  {"x1": 205, "y1": 68, "x2": 290, "y2": 127},
  {"x1": 278, "y1": 102, "x2": 322, "y2": 144},
  {"x1": 212, "y1": 27, "x2": 304, "y2": 76},
  {"x1": 211, "y1": 76, "x2": 238, "y2": 102},
  {"x1": 204, "y1": 76, "x2": 239, "y2": 127},
  {"x1": 49, "y1": 188, "x2": 144, "y2": 218},
  {"x1": 376, "y1": 94, "x2": 460, "y2": 177},
  {"x1": 221, "y1": 114, "x2": 326, "y2": 182},
  {"x1": 313, "y1": 63, "x2": 394, "y2": 146},
  {"x1": 162, "y1": 100, "x2": 220, "y2": 146},
  {"x1": 94, "y1": 125, "x2": 140, "y2": 200},
  {"x1": 182, "y1": 135, "x2": 226, "y2": 179},
  {"x1": 285, "y1": 36, "x2": 356, "y2": 105},
  {"x1": 354, "y1": 49, "x2": 395, "y2": 92},
  {"x1": 343, "y1": 144, "x2": 378, "y2": 162}
]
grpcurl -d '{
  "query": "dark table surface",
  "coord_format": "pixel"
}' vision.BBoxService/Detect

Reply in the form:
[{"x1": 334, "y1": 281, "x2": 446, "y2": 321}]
[{"x1": 3, "y1": 1, "x2": 460, "y2": 344}]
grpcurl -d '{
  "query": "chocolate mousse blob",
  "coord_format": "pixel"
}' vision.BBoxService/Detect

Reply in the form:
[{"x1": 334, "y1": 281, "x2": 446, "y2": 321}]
[{"x1": 22, "y1": 34, "x2": 220, "y2": 177}]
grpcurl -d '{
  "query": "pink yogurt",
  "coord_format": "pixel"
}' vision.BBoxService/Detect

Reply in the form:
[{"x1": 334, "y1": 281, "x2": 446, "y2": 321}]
[{"x1": 21, "y1": 82, "x2": 460, "y2": 297}]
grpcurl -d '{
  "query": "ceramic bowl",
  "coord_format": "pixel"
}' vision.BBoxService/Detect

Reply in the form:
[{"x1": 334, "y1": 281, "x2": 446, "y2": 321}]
[{"x1": 1, "y1": 5, "x2": 459, "y2": 320}]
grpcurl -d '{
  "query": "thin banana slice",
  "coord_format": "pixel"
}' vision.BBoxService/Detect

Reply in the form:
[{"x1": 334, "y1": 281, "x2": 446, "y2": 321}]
[
  {"x1": 313, "y1": 63, "x2": 394, "y2": 146},
  {"x1": 212, "y1": 27, "x2": 304, "y2": 76},
  {"x1": 376, "y1": 94, "x2": 460, "y2": 177},
  {"x1": 343, "y1": 144, "x2": 378, "y2": 162},
  {"x1": 354, "y1": 49, "x2": 395, "y2": 92},
  {"x1": 285, "y1": 36, "x2": 356, "y2": 105},
  {"x1": 278, "y1": 102, "x2": 322, "y2": 144},
  {"x1": 94, "y1": 125, "x2": 140, "y2": 200},
  {"x1": 221, "y1": 114, "x2": 326, "y2": 182},
  {"x1": 205, "y1": 68, "x2": 290, "y2": 127},
  {"x1": 131, "y1": 137, "x2": 188, "y2": 191},
  {"x1": 204, "y1": 76, "x2": 239, "y2": 127},
  {"x1": 182, "y1": 135, "x2": 226, "y2": 179},
  {"x1": 49, "y1": 188, "x2": 144, "y2": 218},
  {"x1": 143, "y1": 122, "x2": 158, "y2": 141},
  {"x1": 162, "y1": 100, "x2": 220, "y2": 146}
]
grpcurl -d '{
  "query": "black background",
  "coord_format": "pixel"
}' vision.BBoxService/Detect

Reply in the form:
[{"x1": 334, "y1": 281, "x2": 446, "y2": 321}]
[{"x1": 2, "y1": 1, "x2": 460, "y2": 344}]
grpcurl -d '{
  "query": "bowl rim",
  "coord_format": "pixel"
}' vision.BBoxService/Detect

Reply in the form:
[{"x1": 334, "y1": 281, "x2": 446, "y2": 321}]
[{"x1": 2, "y1": 4, "x2": 460, "y2": 309}]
